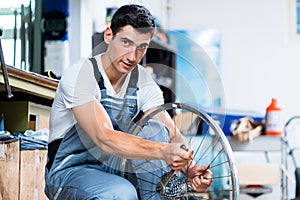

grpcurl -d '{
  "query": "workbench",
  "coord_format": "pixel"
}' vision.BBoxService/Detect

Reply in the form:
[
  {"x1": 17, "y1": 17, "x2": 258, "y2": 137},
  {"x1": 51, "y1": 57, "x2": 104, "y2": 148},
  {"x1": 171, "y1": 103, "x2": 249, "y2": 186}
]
[
  {"x1": 0, "y1": 65, "x2": 58, "y2": 199},
  {"x1": 0, "y1": 65, "x2": 58, "y2": 106}
]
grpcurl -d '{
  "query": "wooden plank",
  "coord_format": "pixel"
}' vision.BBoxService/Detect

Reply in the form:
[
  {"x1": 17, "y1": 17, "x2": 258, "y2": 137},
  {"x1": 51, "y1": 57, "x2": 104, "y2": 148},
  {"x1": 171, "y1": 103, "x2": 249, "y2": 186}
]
[
  {"x1": 0, "y1": 141, "x2": 20, "y2": 200},
  {"x1": 20, "y1": 149, "x2": 48, "y2": 200},
  {"x1": 0, "y1": 65, "x2": 58, "y2": 101}
]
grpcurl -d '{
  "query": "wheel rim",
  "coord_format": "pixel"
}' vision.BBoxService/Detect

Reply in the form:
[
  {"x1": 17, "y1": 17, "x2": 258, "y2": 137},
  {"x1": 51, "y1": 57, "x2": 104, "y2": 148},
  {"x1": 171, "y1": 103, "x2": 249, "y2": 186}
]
[{"x1": 125, "y1": 102, "x2": 239, "y2": 200}]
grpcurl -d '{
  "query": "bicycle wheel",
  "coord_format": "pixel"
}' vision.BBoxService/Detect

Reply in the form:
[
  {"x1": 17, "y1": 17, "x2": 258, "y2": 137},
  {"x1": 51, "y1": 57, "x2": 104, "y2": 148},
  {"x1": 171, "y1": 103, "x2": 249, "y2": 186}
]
[{"x1": 124, "y1": 102, "x2": 239, "y2": 200}]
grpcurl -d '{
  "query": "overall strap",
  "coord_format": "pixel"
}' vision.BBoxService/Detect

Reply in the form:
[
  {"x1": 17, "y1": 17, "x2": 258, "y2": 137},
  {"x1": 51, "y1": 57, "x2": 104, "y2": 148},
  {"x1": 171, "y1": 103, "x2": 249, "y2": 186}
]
[
  {"x1": 89, "y1": 56, "x2": 143, "y2": 125},
  {"x1": 127, "y1": 66, "x2": 139, "y2": 92},
  {"x1": 89, "y1": 57, "x2": 105, "y2": 89},
  {"x1": 89, "y1": 56, "x2": 139, "y2": 91},
  {"x1": 126, "y1": 67, "x2": 144, "y2": 124}
]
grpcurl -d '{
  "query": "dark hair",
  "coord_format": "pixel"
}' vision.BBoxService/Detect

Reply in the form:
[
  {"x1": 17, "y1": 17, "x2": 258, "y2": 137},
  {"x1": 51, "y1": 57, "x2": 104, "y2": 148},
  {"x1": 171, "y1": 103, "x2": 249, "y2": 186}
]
[{"x1": 110, "y1": 4, "x2": 156, "y2": 37}]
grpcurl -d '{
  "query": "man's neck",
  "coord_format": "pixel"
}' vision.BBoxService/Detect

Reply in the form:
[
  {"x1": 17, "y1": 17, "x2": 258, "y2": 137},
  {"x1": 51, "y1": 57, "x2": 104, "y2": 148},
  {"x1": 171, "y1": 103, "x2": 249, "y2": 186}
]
[{"x1": 101, "y1": 54, "x2": 126, "y2": 93}]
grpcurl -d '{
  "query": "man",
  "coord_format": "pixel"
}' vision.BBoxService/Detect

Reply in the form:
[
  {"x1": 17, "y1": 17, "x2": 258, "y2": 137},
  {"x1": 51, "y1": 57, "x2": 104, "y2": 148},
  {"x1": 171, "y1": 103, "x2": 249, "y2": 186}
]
[{"x1": 45, "y1": 4, "x2": 212, "y2": 199}]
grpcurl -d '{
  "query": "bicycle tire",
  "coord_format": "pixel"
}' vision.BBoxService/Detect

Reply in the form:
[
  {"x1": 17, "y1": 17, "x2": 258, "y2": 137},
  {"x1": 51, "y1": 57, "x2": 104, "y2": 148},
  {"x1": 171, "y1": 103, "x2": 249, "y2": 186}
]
[{"x1": 123, "y1": 102, "x2": 239, "y2": 200}]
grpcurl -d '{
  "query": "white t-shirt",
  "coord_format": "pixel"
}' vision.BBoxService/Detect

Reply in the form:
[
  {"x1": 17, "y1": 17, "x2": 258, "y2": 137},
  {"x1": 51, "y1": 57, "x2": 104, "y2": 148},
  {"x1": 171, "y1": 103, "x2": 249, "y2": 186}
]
[{"x1": 49, "y1": 55, "x2": 164, "y2": 142}]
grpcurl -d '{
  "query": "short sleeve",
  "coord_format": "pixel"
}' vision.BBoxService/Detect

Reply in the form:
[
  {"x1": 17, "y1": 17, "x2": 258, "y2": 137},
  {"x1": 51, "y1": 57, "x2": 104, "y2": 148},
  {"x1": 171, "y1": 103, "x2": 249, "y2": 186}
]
[
  {"x1": 60, "y1": 59, "x2": 99, "y2": 108},
  {"x1": 138, "y1": 67, "x2": 164, "y2": 111}
]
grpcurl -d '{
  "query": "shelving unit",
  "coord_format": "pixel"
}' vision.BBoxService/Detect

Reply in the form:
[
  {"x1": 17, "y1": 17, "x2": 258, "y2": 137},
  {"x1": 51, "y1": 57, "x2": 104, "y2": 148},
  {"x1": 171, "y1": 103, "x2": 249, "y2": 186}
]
[{"x1": 228, "y1": 136, "x2": 288, "y2": 199}]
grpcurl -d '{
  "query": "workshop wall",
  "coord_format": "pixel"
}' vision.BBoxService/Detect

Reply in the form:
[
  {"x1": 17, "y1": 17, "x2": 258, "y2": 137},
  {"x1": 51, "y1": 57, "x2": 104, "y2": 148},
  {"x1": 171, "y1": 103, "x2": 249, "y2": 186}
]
[
  {"x1": 69, "y1": 0, "x2": 300, "y2": 120},
  {"x1": 167, "y1": 0, "x2": 300, "y2": 120}
]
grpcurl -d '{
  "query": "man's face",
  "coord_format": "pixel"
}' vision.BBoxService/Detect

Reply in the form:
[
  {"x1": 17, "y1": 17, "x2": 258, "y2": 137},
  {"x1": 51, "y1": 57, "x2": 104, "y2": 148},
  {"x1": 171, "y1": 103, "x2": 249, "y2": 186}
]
[{"x1": 106, "y1": 25, "x2": 152, "y2": 75}]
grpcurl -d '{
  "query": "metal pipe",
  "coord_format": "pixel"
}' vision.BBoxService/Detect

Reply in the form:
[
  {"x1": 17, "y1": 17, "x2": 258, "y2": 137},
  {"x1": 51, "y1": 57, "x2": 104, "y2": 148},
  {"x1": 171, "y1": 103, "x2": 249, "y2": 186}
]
[
  {"x1": 0, "y1": 27, "x2": 14, "y2": 98},
  {"x1": 13, "y1": 10, "x2": 17, "y2": 67}
]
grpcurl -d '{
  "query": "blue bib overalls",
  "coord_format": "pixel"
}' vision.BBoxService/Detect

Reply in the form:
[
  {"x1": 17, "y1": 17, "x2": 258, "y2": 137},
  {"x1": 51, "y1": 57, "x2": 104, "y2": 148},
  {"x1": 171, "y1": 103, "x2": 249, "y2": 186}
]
[{"x1": 44, "y1": 57, "x2": 170, "y2": 200}]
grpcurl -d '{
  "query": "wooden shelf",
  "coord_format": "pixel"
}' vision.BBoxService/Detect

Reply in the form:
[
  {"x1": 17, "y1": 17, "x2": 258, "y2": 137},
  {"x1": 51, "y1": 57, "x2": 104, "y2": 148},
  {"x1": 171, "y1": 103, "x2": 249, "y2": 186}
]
[
  {"x1": 227, "y1": 135, "x2": 284, "y2": 152},
  {"x1": 0, "y1": 65, "x2": 58, "y2": 106}
]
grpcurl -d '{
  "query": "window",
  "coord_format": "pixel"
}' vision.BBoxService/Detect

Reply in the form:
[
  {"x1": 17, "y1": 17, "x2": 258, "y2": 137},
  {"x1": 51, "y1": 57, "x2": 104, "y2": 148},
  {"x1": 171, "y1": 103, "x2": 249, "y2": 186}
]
[
  {"x1": 0, "y1": 0, "x2": 33, "y2": 70},
  {"x1": 286, "y1": 0, "x2": 300, "y2": 40}
]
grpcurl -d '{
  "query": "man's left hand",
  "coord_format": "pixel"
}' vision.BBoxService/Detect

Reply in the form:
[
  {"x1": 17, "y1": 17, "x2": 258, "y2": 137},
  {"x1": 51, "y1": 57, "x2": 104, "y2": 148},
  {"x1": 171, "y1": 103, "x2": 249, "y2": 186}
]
[{"x1": 186, "y1": 164, "x2": 213, "y2": 192}]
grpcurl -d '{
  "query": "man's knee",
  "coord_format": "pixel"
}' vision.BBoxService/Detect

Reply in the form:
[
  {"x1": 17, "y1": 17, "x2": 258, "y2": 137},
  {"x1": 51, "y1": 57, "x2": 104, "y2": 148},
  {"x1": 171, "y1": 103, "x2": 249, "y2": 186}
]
[
  {"x1": 45, "y1": 182, "x2": 138, "y2": 200},
  {"x1": 45, "y1": 170, "x2": 138, "y2": 200},
  {"x1": 111, "y1": 181, "x2": 138, "y2": 200},
  {"x1": 86, "y1": 177, "x2": 138, "y2": 200}
]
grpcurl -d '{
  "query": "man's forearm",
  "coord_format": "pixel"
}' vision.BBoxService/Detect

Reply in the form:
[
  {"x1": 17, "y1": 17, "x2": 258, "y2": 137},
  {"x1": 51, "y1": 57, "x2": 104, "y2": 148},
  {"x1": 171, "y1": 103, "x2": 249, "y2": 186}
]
[
  {"x1": 73, "y1": 100, "x2": 168, "y2": 160},
  {"x1": 95, "y1": 128, "x2": 167, "y2": 160}
]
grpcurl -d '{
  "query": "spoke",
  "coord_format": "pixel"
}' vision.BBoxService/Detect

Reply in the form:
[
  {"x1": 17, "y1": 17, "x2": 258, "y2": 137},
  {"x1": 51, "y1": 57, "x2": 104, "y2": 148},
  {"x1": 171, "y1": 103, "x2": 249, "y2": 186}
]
[
  {"x1": 206, "y1": 188, "x2": 234, "y2": 193},
  {"x1": 196, "y1": 138, "x2": 223, "y2": 165},
  {"x1": 139, "y1": 188, "x2": 154, "y2": 192},
  {"x1": 125, "y1": 103, "x2": 238, "y2": 200},
  {"x1": 207, "y1": 147, "x2": 224, "y2": 168},
  {"x1": 193, "y1": 125, "x2": 208, "y2": 159},
  {"x1": 139, "y1": 189, "x2": 158, "y2": 200},
  {"x1": 212, "y1": 174, "x2": 232, "y2": 180},
  {"x1": 187, "y1": 112, "x2": 199, "y2": 136},
  {"x1": 185, "y1": 192, "x2": 210, "y2": 199},
  {"x1": 130, "y1": 161, "x2": 168, "y2": 179},
  {"x1": 132, "y1": 160, "x2": 168, "y2": 173},
  {"x1": 210, "y1": 160, "x2": 229, "y2": 169},
  {"x1": 133, "y1": 176, "x2": 157, "y2": 186},
  {"x1": 186, "y1": 130, "x2": 210, "y2": 170},
  {"x1": 128, "y1": 124, "x2": 169, "y2": 177},
  {"x1": 145, "y1": 192, "x2": 158, "y2": 200},
  {"x1": 198, "y1": 136, "x2": 221, "y2": 163},
  {"x1": 132, "y1": 160, "x2": 168, "y2": 174},
  {"x1": 173, "y1": 109, "x2": 178, "y2": 139}
]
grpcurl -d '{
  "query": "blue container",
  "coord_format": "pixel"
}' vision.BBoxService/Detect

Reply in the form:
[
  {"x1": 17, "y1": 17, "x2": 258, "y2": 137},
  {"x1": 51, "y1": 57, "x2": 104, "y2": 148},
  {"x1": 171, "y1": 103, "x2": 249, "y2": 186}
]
[{"x1": 204, "y1": 109, "x2": 264, "y2": 136}]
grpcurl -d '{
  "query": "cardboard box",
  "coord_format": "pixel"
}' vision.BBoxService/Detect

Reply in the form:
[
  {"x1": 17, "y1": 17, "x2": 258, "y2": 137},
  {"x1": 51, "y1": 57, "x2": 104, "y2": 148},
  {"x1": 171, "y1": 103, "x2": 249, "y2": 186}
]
[
  {"x1": 0, "y1": 141, "x2": 48, "y2": 200},
  {"x1": 0, "y1": 141, "x2": 20, "y2": 200},
  {"x1": 237, "y1": 163, "x2": 281, "y2": 200},
  {"x1": 238, "y1": 163, "x2": 280, "y2": 185},
  {"x1": 20, "y1": 149, "x2": 48, "y2": 200}
]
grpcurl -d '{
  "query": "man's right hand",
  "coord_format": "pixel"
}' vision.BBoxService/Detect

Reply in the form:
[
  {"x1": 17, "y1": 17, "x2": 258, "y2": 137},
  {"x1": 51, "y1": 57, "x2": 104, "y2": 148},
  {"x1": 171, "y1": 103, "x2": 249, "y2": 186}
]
[{"x1": 161, "y1": 143, "x2": 193, "y2": 171}]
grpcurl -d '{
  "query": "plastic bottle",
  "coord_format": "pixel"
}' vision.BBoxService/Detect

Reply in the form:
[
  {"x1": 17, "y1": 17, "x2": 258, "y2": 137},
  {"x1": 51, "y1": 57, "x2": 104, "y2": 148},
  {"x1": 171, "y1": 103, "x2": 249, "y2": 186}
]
[{"x1": 265, "y1": 98, "x2": 284, "y2": 136}]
